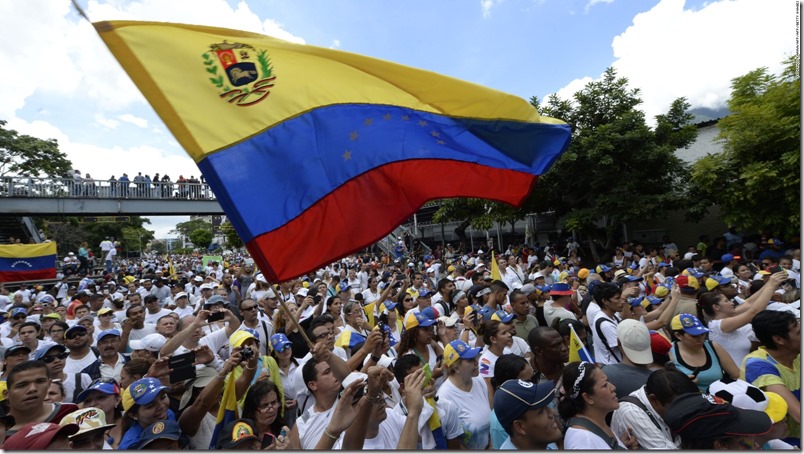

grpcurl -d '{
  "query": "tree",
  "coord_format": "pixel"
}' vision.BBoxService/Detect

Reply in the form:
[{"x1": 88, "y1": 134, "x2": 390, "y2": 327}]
[
  {"x1": 43, "y1": 216, "x2": 155, "y2": 257},
  {"x1": 686, "y1": 56, "x2": 800, "y2": 237},
  {"x1": 0, "y1": 120, "x2": 73, "y2": 177},
  {"x1": 170, "y1": 218, "x2": 212, "y2": 239},
  {"x1": 150, "y1": 241, "x2": 167, "y2": 255},
  {"x1": 533, "y1": 70, "x2": 695, "y2": 261},
  {"x1": 220, "y1": 220, "x2": 244, "y2": 249},
  {"x1": 189, "y1": 229, "x2": 213, "y2": 250}
]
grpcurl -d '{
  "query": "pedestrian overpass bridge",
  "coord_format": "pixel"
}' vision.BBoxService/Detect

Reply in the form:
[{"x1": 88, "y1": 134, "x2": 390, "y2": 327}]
[{"x1": 0, "y1": 176, "x2": 224, "y2": 216}]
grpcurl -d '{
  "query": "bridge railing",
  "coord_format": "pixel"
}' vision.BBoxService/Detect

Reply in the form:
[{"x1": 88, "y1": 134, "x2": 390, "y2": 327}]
[{"x1": 0, "y1": 176, "x2": 218, "y2": 200}]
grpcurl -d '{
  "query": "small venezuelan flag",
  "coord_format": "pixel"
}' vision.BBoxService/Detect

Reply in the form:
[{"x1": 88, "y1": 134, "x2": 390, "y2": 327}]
[
  {"x1": 0, "y1": 243, "x2": 57, "y2": 282},
  {"x1": 568, "y1": 322, "x2": 594, "y2": 364}
]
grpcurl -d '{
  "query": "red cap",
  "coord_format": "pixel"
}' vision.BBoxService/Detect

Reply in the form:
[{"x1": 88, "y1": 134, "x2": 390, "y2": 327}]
[
  {"x1": 2, "y1": 422, "x2": 79, "y2": 449},
  {"x1": 650, "y1": 331, "x2": 672, "y2": 355}
]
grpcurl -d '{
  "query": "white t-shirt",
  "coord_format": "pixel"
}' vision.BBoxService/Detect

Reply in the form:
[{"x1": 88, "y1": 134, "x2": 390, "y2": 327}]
[
  {"x1": 363, "y1": 408, "x2": 403, "y2": 449},
  {"x1": 592, "y1": 311, "x2": 621, "y2": 365},
  {"x1": 64, "y1": 351, "x2": 98, "y2": 375},
  {"x1": 297, "y1": 403, "x2": 343, "y2": 449},
  {"x1": 62, "y1": 372, "x2": 93, "y2": 403},
  {"x1": 707, "y1": 319, "x2": 757, "y2": 366},
  {"x1": 436, "y1": 376, "x2": 490, "y2": 449},
  {"x1": 144, "y1": 308, "x2": 173, "y2": 325},
  {"x1": 564, "y1": 427, "x2": 625, "y2": 450},
  {"x1": 479, "y1": 348, "x2": 500, "y2": 379}
]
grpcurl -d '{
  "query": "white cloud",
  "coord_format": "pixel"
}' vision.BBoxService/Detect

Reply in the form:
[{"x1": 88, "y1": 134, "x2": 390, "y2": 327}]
[
  {"x1": 95, "y1": 113, "x2": 120, "y2": 130},
  {"x1": 549, "y1": 0, "x2": 795, "y2": 124},
  {"x1": 330, "y1": 39, "x2": 342, "y2": 49},
  {"x1": 481, "y1": 0, "x2": 502, "y2": 18},
  {"x1": 585, "y1": 0, "x2": 615, "y2": 13},
  {"x1": 118, "y1": 113, "x2": 148, "y2": 128}
]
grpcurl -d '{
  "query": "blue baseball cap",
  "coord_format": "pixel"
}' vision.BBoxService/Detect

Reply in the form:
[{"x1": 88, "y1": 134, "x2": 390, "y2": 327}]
[
  {"x1": 621, "y1": 275, "x2": 643, "y2": 282},
  {"x1": 76, "y1": 378, "x2": 121, "y2": 403},
  {"x1": 97, "y1": 329, "x2": 121, "y2": 342},
  {"x1": 684, "y1": 268, "x2": 705, "y2": 279},
  {"x1": 138, "y1": 420, "x2": 181, "y2": 449},
  {"x1": 10, "y1": 308, "x2": 27, "y2": 318},
  {"x1": 122, "y1": 377, "x2": 170, "y2": 411},
  {"x1": 491, "y1": 310, "x2": 514, "y2": 323},
  {"x1": 494, "y1": 380, "x2": 557, "y2": 433},
  {"x1": 657, "y1": 262, "x2": 670, "y2": 268},
  {"x1": 404, "y1": 311, "x2": 437, "y2": 330},
  {"x1": 671, "y1": 313, "x2": 710, "y2": 336},
  {"x1": 417, "y1": 288, "x2": 432, "y2": 298},
  {"x1": 270, "y1": 333, "x2": 292, "y2": 353},
  {"x1": 33, "y1": 341, "x2": 66, "y2": 361},
  {"x1": 4, "y1": 344, "x2": 31, "y2": 359},
  {"x1": 549, "y1": 283, "x2": 574, "y2": 296},
  {"x1": 596, "y1": 264, "x2": 612, "y2": 273},
  {"x1": 421, "y1": 306, "x2": 440, "y2": 320},
  {"x1": 443, "y1": 340, "x2": 482, "y2": 368},
  {"x1": 381, "y1": 299, "x2": 397, "y2": 312},
  {"x1": 644, "y1": 295, "x2": 663, "y2": 306},
  {"x1": 477, "y1": 305, "x2": 495, "y2": 321}
]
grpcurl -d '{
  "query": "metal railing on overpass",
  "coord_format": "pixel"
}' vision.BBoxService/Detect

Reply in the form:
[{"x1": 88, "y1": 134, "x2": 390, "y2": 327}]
[
  {"x1": 0, "y1": 176, "x2": 218, "y2": 200},
  {"x1": 0, "y1": 176, "x2": 225, "y2": 216}
]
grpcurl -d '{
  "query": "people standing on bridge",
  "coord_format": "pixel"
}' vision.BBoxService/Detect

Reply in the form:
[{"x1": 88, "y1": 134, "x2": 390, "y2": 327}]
[
  {"x1": 144, "y1": 174, "x2": 152, "y2": 198},
  {"x1": 118, "y1": 173, "x2": 130, "y2": 198},
  {"x1": 72, "y1": 169, "x2": 83, "y2": 196},
  {"x1": 161, "y1": 174, "x2": 173, "y2": 198}
]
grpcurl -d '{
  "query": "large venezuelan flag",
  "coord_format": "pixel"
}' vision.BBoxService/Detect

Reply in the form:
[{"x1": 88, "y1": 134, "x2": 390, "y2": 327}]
[
  {"x1": 95, "y1": 21, "x2": 572, "y2": 282},
  {"x1": 0, "y1": 243, "x2": 57, "y2": 282}
]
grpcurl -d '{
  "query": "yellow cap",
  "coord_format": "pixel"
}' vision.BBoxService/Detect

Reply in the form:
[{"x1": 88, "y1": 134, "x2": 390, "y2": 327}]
[
  {"x1": 229, "y1": 330, "x2": 256, "y2": 349},
  {"x1": 764, "y1": 392, "x2": 788, "y2": 423}
]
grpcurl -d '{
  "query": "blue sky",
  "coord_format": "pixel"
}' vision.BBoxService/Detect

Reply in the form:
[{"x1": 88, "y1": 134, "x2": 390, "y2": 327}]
[{"x1": 0, "y1": 0, "x2": 796, "y2": 238}]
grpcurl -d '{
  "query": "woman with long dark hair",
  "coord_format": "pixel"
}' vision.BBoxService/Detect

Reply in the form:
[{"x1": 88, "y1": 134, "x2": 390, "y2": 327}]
[
  {"x1": 241, "y1": 380, "x2": 290, "y2": 449},
  {"x1": 558, "y1": 361, "x2": 638, "y2": 450}
]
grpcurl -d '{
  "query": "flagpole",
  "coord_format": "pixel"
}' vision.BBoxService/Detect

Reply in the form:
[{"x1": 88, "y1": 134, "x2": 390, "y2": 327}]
[{"x1": 275, "y1": 296, "x2": 315, "y2": 349}]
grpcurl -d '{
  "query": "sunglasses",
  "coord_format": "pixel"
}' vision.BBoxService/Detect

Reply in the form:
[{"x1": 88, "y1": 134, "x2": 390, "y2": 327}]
[
  {"x1": 43, "y1": 352, "x2": 69, "y2": 363},
  {"x1": 241, "y1": 305, "x2": 258, "y2": 312},
  {"x1": 66, "y1": 331, "x2": 88, "y2": 340}
]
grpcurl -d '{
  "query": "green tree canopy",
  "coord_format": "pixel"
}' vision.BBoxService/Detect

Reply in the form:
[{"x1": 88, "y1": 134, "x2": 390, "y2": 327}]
[
  {"x1": 189, "y1": 228, "x2": 213, "y2": 250},
  {"x1": 171, "y1": 218, "x2": 212, "y2": 238},
  {"x1": 220, "y1": 220, "x2": 244, "y2": 249},
  {"x1": 0, "y1": 120, "x2": 72, "y2": 177},
  {"x1": 42, "y1": 216, "x2": 154, "y2": 257},
  {"x1": 686, "y1": 56, "x2": 800, "y2": 237}
]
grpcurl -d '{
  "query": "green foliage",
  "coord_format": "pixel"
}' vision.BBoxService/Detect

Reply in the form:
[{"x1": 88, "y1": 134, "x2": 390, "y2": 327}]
[
  {"x1": 150, "y1": 241, "x2": 166, "y2": 255},
  {"x1": 171, "y1": 218, "x2": 212, "y2": 238},
  {"x1": 43, "y1": 216, "x2": 154, "y2": 256},
  {"x1": 0, "y1": 120, "x2": 72, "y2": 177},
  {"x1": 687, "y1": 56, "x2": 800, "y2": 237},
  {"x1": 220, "y1": 220, "x2": 244, "y2": 249},
  {"x1": 189, "y1": 228, "x2": 214, "y2": 250}
]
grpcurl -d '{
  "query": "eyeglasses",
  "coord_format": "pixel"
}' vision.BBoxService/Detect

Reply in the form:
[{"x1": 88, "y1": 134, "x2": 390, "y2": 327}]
[
  {"x1": 257, "y1": 400, "x2": 281, "y2": 412},
  {"x1": 43, "y1": 352, "x2": 69, "y2": 363},
  {"x1": 241, "y1": 305, "x2": 258, "y2": 312},
  {"x1": 314, "y1": 329, "x2": 335, "y2": 340}
]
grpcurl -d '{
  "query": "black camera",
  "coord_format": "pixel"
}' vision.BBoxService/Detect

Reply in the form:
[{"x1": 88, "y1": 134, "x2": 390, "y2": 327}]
[{"x1": 241, "y1": 347, "x2": 253, "y2": 360}]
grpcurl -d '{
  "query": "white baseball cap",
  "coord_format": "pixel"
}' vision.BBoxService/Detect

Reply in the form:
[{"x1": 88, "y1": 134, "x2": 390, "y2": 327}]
[
  {"x1": 129, "y1": 333, "x2": 167, "y2": 353},
  {"x1": 616, "y1": 319, "x2": 652, "y2": 365}
]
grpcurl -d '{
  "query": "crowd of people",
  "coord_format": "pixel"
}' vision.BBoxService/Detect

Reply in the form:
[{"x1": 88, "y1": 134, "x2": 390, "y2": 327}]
[{"x1": 0, "y1": 234, "x2": 799, "y2": 450}]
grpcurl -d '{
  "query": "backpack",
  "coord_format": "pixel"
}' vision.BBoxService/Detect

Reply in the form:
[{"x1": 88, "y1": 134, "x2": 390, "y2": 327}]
[
  {"x1": 594, "y1": 316, "x2": 621, "y2": 363},
  {"x1": 566, "y1": 416, "x2": 626, "y2": 450}
]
